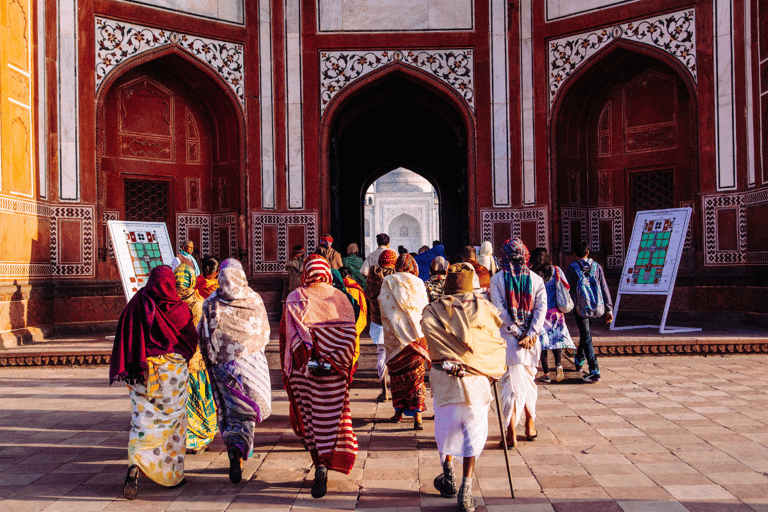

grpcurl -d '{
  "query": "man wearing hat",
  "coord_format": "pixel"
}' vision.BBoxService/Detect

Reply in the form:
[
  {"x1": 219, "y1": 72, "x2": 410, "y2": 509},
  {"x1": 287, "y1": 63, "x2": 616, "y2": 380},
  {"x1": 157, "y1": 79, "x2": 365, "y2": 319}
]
[
  {"x1": 315, "y1": 233, "x2": 343, "y2": 269},
  {"x1": 421, "y1": 264, "x2": 508, "y2": 512}
]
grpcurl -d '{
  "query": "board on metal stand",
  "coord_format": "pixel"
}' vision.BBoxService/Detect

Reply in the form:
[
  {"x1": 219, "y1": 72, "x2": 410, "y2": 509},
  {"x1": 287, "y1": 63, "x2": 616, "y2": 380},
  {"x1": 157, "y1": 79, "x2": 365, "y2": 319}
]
[
  {"x1": 609, "y1": 207, "x2": 701, "y2": 334},
  {"x1": 108, "y1": 220, "x2": 175, "y2": 302}
]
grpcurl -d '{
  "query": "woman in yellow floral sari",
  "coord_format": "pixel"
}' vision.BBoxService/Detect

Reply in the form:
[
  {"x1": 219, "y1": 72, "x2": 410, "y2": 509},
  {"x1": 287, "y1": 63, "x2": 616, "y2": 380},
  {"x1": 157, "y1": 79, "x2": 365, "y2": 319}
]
[
  {"x1": 175, "y1": 264, "x2": 218, "y2": 454},
  {"x1": 109, "y1": 265, "x2": 199, "y2": 500}
]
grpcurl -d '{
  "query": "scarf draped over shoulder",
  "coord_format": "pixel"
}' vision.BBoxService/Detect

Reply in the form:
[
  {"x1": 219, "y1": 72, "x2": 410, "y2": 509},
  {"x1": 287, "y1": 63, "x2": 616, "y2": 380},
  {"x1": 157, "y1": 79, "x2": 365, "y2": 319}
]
[
  {"x1": 199, "y1": 260, "x2": 270, "y2": 365},
  {"x1": 500, "y1": 238, "x2": 535, "y2": 332},
  {"x1": 378, "y1": 265, "x2": 429, "y2": 363},
  {"x1": 110, "y1": 265, "x2": 198, "y2": 384}
]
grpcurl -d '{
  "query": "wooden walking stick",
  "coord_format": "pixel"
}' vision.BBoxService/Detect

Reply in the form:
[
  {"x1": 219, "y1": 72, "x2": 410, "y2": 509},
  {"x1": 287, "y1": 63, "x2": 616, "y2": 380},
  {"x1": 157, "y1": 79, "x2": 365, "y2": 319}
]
[{"x1": 493, "y1": 379, "x2": 515, "y2": 498}]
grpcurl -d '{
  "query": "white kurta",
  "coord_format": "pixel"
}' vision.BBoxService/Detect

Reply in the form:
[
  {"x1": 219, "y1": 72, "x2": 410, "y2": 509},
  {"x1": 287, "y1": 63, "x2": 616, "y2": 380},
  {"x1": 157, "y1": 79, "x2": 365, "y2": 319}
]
[{"x1": 489, "y1": 270, "x2": 547, "y2": 428}]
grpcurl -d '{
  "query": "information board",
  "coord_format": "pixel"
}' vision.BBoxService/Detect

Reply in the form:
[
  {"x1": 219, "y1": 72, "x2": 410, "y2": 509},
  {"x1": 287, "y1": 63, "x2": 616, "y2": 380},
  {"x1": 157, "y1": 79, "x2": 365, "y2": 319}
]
[
  {"x1": 619, "y1": 208, "x2": 691, "y2": 295},
  {"x1": 611, "y1": 207, "x2": 700, "y2": 333},
  {"x1": 108, "y1": 221, "x2": 174, "y2": 301}
]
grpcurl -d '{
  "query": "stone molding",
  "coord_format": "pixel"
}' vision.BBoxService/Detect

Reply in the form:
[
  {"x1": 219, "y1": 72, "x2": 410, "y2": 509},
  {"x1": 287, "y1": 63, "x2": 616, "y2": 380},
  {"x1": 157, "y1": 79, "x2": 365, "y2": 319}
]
[
  {"x1": 548, "y1": 8, "x2": 697, "y2": 108},
  {"x1": 703, "y1": 190, "x2": 768, "y2": 265},
  {"x1": 480, "y1": 208, "x2": 548, "y2": 249},
  {"x1": 95, "y1": 17, "x2": 245, "y2": 107},
  {"x1": 320, "y1": 49, "x2": 474, "y2": 114},
  {"x1": 252, "y1": 212, "x2": 317, "y2": 273}
]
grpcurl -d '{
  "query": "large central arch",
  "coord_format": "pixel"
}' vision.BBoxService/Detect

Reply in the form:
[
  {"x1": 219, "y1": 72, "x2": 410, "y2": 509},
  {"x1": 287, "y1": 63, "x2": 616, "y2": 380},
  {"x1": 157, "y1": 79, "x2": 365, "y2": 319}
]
[{"x1": 319, "y1": 64, "x2": 477, "y2": 255}]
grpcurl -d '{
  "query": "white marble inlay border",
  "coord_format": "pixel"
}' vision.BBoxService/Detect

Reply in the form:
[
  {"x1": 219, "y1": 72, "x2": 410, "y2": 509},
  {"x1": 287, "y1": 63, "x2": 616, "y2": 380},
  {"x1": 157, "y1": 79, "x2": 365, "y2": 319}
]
[
  {"x1": 94, "y1": 17, "x2": 245, "y2": 107},
  {"x1": 50, "y1": 205, "x2": 94, "y2": 277},
  {"x1": 714, "y1": 0, "x2": 736, "y2": 190},
  {"x1": 589, "y1": 207, "x2": 624, "y2": 267},
  {"x1": 285, "y1": 0, "x2": 304, "y2": 209},
  {"x1": 745, "y1": 0, "x2": 756, "y2": 187},
  {"x1": 319, "y1": 49, "x2": 474, "y2": 115},
  {"x1": 37, "y1": 0, "x2": 47, "y2": 198},
  {"x1": 547, "y1": 8, "x2": 697, "y2": 109},
  {"x1": 259, "y1": 0, "x2": 276, "y2": 208},
  {"x1": 59, "y1": 0, "x2": 79, "y2": 201},
  {"x1": 252, "y1": 212, "x2": 317, "y2": 273},
  {"x1": 520, "y1": 0, "x2": 535, "y2": 206},
  {"x1": 490, "y1": 0, "x2": 510, "y2": 206},
  {"x1": 480, "y1": 208, "x2": 548, "y2": 250}
]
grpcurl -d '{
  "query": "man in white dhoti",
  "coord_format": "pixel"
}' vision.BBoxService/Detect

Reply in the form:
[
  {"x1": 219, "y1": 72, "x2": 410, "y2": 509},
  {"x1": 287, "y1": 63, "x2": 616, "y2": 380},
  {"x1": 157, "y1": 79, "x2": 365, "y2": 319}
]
[
  {"x1": 489, "y1": 238, "x2": 547, "y2": 447},
  {"x1": 421, "y1": 264, "x2": 507, "y2": 512}
]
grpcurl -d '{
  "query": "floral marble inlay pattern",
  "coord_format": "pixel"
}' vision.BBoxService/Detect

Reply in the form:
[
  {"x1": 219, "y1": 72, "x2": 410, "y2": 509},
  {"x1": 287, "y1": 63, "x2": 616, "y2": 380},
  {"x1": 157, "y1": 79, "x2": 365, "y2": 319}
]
[
  {"x1": 548, "y1": 9, "x2": 696, "y2": 108},
  {"x1": 320, "y1": 49, "x2": 474, "y2": 114},
  {"x1": 95, "y1": 18, "x2": 244, "y2": 106}
]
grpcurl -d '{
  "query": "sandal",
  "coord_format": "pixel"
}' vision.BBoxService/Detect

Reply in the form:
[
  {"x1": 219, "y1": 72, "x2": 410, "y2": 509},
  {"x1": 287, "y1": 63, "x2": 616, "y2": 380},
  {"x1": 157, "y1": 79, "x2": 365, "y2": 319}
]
[
  {"x1": 228, "y1": 448, "x2": 243, "y2": 484},
  {"x1": 311, "y1": 466, "x2": 328, "y2": 499},
  {"x1": 123, "y1": 464, "x2": 139, "y2": 500}
]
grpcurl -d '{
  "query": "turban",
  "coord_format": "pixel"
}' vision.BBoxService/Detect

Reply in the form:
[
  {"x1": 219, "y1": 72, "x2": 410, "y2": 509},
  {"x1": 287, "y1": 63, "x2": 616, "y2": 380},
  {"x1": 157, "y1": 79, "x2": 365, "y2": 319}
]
[
  {"x1": 302, "y1": 255, "x2": 332, "y2": 286},
  {"x1": 501, "y1": 238, "x2": 530, "y2": 271},
  {"x1": 395, "y1": 253, "x2": 419, "y2": 276},
  {"x1": 319, "y1": 235, "x2": 333, "y2": 248},
  {"x1": 378, "y1": 249, "x2": 398, "y2": 269},
  {"x1": 443, "y1": 263, "x2": 475, "y2": 295}
]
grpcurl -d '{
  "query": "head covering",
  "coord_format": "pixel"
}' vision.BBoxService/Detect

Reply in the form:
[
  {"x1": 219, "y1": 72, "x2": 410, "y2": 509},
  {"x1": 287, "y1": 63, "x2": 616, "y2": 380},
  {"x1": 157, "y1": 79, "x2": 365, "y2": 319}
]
[
  {"x1": 500, "y1": 238, "x2": 534, "y2": 330},
  {"x1": 501, "y1": 238, "x2": 530, "y2": 270},
  {"x1": 219, "y1": 258, "x2": 243, "y2": 273},
  {"x1": 302, "y1": 254, "x2": 332, "y2": 285},
  {"x1": 477, "y1": 241, "x2": 498, "y2": 276},
  {"x1": 479, "y1": 241, "x2": 493, "y2": 257},
  {"x1": 200, "y1": 264, "x2": 270, "y2": 364},
  {"x1": 378, "y1": 249, "x2": 398, "y2": 269},
  {"x1": 292, "y1": 246, "x2": 306, "y2": 259},
  {"x1": 110, "y1": 265, "x2": 198, "y2": 384},
  {"x1": 443, "y1": 263, "x2": 474, "y2": 294},
  {"x1": 346, "y1": 243, "x2": 358, "y2": 255},
  {"x1": 319, "y1": 234, "x2": 333, "y2": 248},
  {"x1": 395, "y1": 253, "x2": 419, "y2": 276},
  {"x1": 430, "y1": 256, "x2": 449, "y2": 274}
]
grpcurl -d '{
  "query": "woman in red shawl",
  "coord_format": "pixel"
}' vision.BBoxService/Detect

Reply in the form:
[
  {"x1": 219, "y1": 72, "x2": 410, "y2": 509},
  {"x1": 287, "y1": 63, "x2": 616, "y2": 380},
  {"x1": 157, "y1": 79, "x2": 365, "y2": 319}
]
[
  {"x1": 109, "y1": 265, "x2": 198, "y2": 500},
  {"x1": 280, "y1": 255, "x2": 358, "y2": 499}
]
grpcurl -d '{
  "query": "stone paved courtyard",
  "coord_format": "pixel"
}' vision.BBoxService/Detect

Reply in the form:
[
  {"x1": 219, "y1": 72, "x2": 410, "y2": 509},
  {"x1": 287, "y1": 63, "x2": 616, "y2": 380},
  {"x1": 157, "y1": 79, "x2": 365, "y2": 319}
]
[{"x1": 2, "y1": 354, "x2": 768, "y2": 511}]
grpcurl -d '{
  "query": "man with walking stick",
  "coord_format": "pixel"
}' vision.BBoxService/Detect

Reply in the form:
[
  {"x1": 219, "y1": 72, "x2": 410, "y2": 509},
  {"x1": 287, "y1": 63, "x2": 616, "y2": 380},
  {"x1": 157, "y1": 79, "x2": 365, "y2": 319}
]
[{"x1": 421, "y1": 264, "x2": 509, "y2": 512}]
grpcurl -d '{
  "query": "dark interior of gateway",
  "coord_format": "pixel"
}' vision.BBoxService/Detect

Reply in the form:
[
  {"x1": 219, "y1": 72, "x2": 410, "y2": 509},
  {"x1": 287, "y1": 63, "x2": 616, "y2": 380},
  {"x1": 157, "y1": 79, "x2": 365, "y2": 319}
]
[{"x1": 328, "y1": 75, "x2": 469, "y2": 256}]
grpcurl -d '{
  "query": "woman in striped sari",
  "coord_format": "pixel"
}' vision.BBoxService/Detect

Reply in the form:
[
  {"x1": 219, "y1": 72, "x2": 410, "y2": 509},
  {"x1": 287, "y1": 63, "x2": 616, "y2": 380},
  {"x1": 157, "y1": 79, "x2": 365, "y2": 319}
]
[
  {"x1": 198, "y1": 259, "x2": 272, "y2": 484},
  {"x1": 174, "y1": 264, "x2": 218, "y2": 454},
  {"x1": 281, "y1": 254, "x2": 358, "y2": 499},
  {"x1": 379, "y1": 253, "x2": 430, "y2": 429}
]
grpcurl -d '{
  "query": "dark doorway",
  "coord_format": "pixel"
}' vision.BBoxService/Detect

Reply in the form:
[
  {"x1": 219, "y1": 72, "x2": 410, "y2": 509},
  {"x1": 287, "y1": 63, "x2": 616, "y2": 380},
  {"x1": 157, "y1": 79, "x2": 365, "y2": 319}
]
[{"x1": 328, "y1": 76, "x2": 469, "y2": 256}]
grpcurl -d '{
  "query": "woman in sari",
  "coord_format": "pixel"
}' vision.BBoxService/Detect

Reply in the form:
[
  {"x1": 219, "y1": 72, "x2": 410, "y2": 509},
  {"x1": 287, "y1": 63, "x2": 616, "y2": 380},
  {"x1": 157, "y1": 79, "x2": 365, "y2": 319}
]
[
  {"x1": 340, "y1": 266, "x2": 368, "y2": 370},
  {"x1": 489, "y1": 239, "x2": 547, "y2": 447},
  {"x1": 195, "y1": 256, "x2": 220, "y2": 299},
  {"x1": 379, "y1": 253, "x2": 430, "y2": 429},
  {"x1": 198, "y1": 258, "x2": 272, "y2": 484},
  {"x1": 109, "y1": 265, "x2": 198, "y2": 500},
  {"x1": 175, "y1": 264, "x2": 218, "y2": 454},
  {"x1": 281, "y1": 255, "x2": 359, "y2": 499}
]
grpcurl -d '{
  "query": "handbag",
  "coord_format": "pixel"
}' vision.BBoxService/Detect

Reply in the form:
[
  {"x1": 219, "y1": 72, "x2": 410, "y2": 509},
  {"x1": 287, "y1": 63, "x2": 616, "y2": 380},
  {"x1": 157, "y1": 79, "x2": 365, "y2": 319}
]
[{"x1": 555, "y1": 267, "x2": 574, "y2": 314}]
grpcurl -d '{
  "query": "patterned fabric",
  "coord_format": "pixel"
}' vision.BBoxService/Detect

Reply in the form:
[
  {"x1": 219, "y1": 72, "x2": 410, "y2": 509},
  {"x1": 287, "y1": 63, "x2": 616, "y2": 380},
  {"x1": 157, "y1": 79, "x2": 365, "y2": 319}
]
[
  {"x1": 387, "y1": 338, "x2": 428, "y2": 416},
  {"x1": 219, "y1": 258, "x2": 243, "y2": 272},
  {"x1": 179, "y1": 249, "x2": 200, "y2": 276},
  {"x1": 127, "y1": 353, "x2": 188, "y2": 486},
  {"x1": 319, "y1": 235, "x2": 333, "y2": 248},
  {"x1": 343, "y1": 276, "x2": 368, "y2": 367},
  {"x1": 292, "y1": 246, "x2": 305, "y2": 259},
  {"x1": 208, "y1": 351, "x2": 272, "y2": 459},
  {"x1": 425, "y1": 275, "x2": 446, "y2": 302},
  {"x1": 302, "y1": 255, "x2": 333, "y2": 286},
  {"x1": 377, "y1": 249, "x2": 398, "y2": 269},
  {"x1": 199, "y1": 261, "x2": 270, "y2": 366},
  {"x1": 281, "y1": 282, "x2": 359, "y2": 474},
  {"x1": 539, "y1": 268, "x2": 575, "y2": 351},
  {"x1": 185, "y1": 368, "x2": 217, "y2": 450},
  {"x1": 395, "y1": 253, "x2": 419, "y2": 276},
  {"x1": 500, "y1": 239, "x2": 534, "y2": 332},
  {"x1": 196, "y1": 275, "x2": 219, "y2": 300}
]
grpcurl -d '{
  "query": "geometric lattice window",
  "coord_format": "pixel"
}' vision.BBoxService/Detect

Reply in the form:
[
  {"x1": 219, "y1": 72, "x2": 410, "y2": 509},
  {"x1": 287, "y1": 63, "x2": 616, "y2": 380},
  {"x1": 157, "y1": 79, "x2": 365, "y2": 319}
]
[
  {"x1": 629, "y1": 169, "x2": 674, "y2": 220},
  {"x1": 125, "y1": 180, "x2": 169, "y2": 223}
]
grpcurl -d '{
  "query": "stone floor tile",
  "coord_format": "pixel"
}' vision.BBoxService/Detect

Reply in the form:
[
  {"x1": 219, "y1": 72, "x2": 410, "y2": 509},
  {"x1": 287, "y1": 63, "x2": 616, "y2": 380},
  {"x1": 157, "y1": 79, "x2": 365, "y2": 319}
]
[
  {"x1": 662, "y1": 484, "x2": 735, "y2": 500},
  {"x1": 616, "y1": 500, "x2": 687, "y2": 512}
]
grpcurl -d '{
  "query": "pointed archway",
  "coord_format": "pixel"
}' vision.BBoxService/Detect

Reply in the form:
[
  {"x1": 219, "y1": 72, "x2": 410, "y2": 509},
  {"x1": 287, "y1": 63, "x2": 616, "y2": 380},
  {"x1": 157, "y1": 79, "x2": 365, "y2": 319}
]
[{"x1": 320, "y1": 64, "x2": 476, "y2": 255}]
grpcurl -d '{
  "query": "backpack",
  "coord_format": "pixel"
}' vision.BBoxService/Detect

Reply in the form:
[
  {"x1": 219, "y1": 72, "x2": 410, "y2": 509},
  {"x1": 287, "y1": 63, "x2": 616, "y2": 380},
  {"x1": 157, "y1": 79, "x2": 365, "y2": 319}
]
[{"x1": 570, "y1": 260, "x2": 605, "y2": 318}]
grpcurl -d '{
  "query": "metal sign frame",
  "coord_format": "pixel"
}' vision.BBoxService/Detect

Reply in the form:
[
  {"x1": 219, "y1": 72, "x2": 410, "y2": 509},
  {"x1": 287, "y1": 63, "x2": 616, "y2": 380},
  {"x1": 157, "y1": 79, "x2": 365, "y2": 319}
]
[
  {"x1": 610, "y1": 207, "x2": 701, "y2": 334},
  {"x1": 108, "y1": 220, "x2": 174, "y2": 301}
]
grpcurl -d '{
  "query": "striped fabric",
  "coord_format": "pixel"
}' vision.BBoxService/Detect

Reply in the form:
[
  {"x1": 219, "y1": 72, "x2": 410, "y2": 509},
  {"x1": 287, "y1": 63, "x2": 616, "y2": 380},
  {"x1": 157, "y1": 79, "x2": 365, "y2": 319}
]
[
  {"x1": 302, "y1": 255, "x2": 332, "y2": 285},
  {"x1": 311, "y1": 324, "x2": 357, "y2": 380}
]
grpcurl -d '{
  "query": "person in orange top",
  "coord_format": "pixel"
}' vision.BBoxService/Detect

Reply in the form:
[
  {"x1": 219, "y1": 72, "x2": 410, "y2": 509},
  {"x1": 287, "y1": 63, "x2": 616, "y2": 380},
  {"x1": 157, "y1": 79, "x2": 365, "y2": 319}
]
[
  {"x1": 340, "y1": 266, "x2": 367, "y2": 367},
  {"x1": 462, "y1": 246, "x2": 491, "y2": 291},
  {"x1": 195, "y1": 256, "x2": 220, "y2": 299}
]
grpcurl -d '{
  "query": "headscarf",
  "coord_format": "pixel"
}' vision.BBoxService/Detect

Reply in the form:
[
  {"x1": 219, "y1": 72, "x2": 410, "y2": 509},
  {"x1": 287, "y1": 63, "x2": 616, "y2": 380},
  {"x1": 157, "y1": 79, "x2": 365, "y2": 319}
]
[
  {"x1": 319, "y1": 234, "x2": 333, "y2": 249},
  {"x1": 199, "y1": 260, "x2": 270, "y2": 365},
  {"x1": 346, "y1": 243, "x2": 358, "y2": 256},
  {"x1": 378, "y1": 249, "x2": 398, "y2": 269},
  {"x1": 292, "y1": 246, "x2": 306, "y2": 259},
  {"x1": 302, "y1": 254, "x2": 332, "y2": 285},
  {"x1": 414, "y1": 244, "x2": 445, "y2": 281},
  {"x1": 219, "y1": 258, "x2": 243, "y2": 273},
  {"x1": 500, "y1": 238, "x2": 534, "y2": 330},
  {"x1": 175, "y1": 263, "x2": 202, "y2": 325},
  {"x1": 110, "y1": 265, "x2": 198, "y2": 384},
  {"x1": 430, "y1": 256, "x2": 449, "y2": 275},
  {"x1": 395, "y1": 253, "x2": 419, "y2": 276},
  {"x1": 477, "y1": 241, "x2": 498, "y2": 275}
]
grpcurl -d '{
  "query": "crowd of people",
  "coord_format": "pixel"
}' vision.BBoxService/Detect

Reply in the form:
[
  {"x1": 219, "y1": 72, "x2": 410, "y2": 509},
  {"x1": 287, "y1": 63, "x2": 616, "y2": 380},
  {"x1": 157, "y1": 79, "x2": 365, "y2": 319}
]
[{"x1": 109, "y1": 234, "x2": 613, "y2": 512}]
